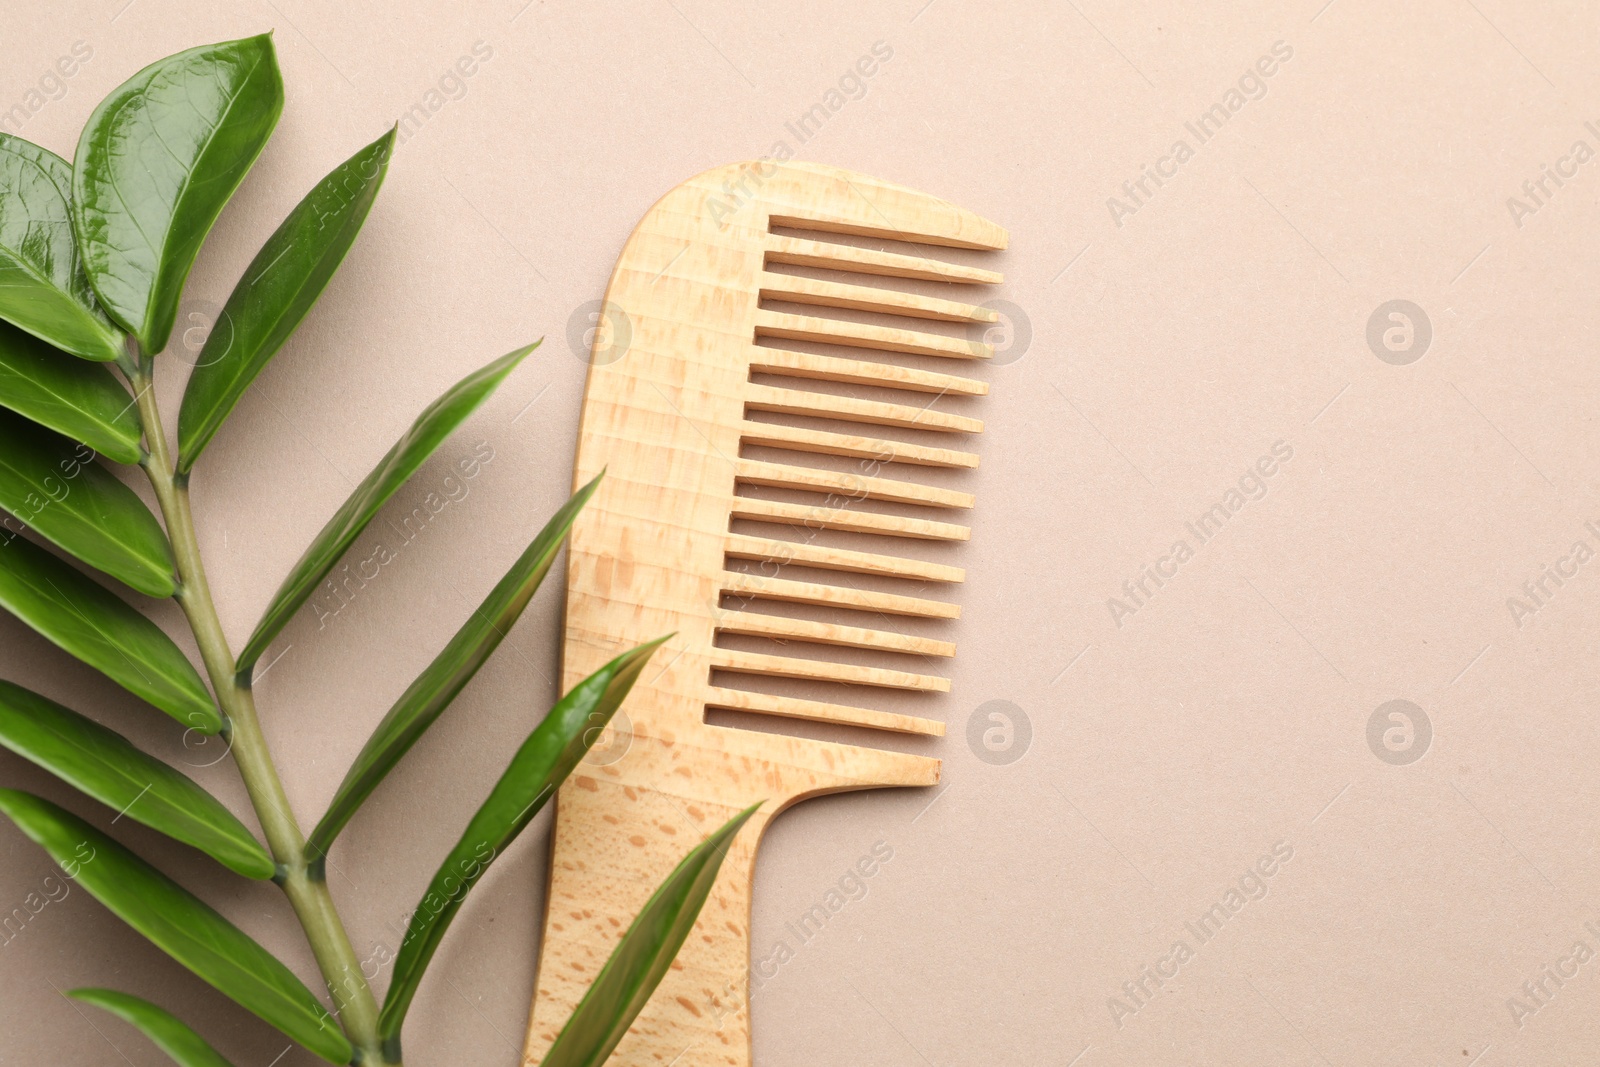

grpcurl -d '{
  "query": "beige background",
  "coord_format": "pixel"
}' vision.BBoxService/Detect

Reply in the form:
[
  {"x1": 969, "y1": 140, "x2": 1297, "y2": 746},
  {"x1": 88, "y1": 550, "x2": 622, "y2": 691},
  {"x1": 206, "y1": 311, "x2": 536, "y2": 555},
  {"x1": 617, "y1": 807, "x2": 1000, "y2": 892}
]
[{"x1": 2, "y1": 0, "x2": 1598, "y2": 1064}]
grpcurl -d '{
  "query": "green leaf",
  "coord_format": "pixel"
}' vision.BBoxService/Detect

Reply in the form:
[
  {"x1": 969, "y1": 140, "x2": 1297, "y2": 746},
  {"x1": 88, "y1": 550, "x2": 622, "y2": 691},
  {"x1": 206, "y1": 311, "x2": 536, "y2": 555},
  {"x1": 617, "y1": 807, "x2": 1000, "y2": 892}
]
[
  {"x1": 307, "y1": 470, "x2": 597, "y2": 857},
  {"x1": 0, "y1": 409, "x2": 175, "y2": 597},
  {"x1": 238, "y1": 344, "x2": 536, "y2": 675},
  {"x1": 178, "y1": 127, "x2": 396, "y2": 473},
  {"x1": 0, "y1": 320, "x2": 142, "y2": 463},
  {"x1": 0, "y1": 791, "x2": 350, "y2": 1064},
  {"x1": 541, "y1": 804, "x2": 762, "y2": 1067},
  {"x1": 377, "y1": 637, "x2": 667, "y2": 1047},
  {"x1": 0, "y1": 534, "x2": 218, "y2": 732},
  {"x1": 0, "y1": 134, "x2": 125, "y2": 360},
  {"x1": 69, "y1": 989, "x2": 236, "y2": 1067},
  {"x1": 72, "y1": 35, "x2": 284, "y2": 354},
  {"x1": 0, "y1": 679, "x2": 272, "y2": 879}
]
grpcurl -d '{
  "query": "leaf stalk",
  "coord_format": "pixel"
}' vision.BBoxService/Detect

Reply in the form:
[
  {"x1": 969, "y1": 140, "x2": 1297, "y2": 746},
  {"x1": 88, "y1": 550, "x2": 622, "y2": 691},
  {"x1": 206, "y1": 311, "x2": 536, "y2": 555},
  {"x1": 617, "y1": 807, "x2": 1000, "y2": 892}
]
[{"x1": 130, "y1": 354, "x2": 394, "y2": 1066}]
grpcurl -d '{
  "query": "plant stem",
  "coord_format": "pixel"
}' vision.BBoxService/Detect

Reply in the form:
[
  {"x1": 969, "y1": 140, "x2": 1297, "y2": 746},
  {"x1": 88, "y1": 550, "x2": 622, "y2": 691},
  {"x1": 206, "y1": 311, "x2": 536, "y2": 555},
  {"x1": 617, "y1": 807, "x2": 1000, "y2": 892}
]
[{"x1": 130, "y1": 360, "x2": 391, "y2": 1065}]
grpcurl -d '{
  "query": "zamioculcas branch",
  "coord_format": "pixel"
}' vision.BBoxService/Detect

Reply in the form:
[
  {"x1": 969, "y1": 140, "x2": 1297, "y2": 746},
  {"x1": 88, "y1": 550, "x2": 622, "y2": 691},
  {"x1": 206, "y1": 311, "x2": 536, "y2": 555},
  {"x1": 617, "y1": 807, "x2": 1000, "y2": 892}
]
[{"x1": 0, "y1": 33, "x2": 755, "y2": 1067}]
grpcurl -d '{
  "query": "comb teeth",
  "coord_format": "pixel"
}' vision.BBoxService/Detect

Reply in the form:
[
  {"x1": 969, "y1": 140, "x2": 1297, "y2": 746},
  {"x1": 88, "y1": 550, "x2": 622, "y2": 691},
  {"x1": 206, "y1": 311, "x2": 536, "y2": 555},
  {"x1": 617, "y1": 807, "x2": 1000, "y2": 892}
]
[
  {"x1": 706, "y1": 686, "x2": 945, "y2": 736},
  {"x1": 708, "y1": 210, "x2": 1002, "y2": 734},
  {"x1": 745, "y1": 383, "x2": 981, "y2": 433},
  {"x1": 734, "y1": 458, "x2": 973, "y2": 509},
  {"x1": 755, "y1": 309, "x2": 992, "y2": 360},
  {"x1": 749, "y1": 347, "x2": 988, "y2": 395},
  {"x1": 759, "y1": 271, "x2": 998, "y2": 323},
  {"x1": 737, "y1": 421, "x2": 979, "y2": 469},
  {"x1": 766, "y1": 232, "x2": 1002, "y2": 283},
  {"x1": 728, "y1": 497, "x2": 970, "y2": 541},
  {"x1": 721, "y1": 570, "x2": 959, "y2": 619},
  {"x1": 715, "y1": 610, "x2": 955, "y2": 657},
  {"x1": 726, "y1": 533, "x2": 964, "y2": 583},
  {"x1": 710, "y1": 647, "x2": 950, "y2": 692}
]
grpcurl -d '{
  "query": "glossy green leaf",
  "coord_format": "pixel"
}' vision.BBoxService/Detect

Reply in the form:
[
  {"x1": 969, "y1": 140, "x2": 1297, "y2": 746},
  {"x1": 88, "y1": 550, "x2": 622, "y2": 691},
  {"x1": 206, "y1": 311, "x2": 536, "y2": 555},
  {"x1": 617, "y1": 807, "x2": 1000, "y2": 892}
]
[
  {"x1": 178, "y1": 127, "x2": 396, "y2": 472},
  {"x1": 0, "y1": 679, "x2": 272, "y2": 878},
  {"x1": 0, "y1": 410, "x2": 175, "y2": 597},
  {"x1": 0, "y1": 534, "x2": 217, "y2": 732},
  {"x1": 307, "y1": 470, "x2": 597, "y2": 857},
  {"x1": 542, "y1": 804, "x2": 762, "y2": 1067},
  {"x1": 238, "y1": 344, "x2": 536, "y2": 675},
  {"x1": 378, "y1": 636, "x2": 667, "y2": 1047},
  {"x1": 0, "y1": 791, "x2": 350, "y2": 1064},
  {"x1": 0, "y1": 320, "x2": 142, "y2": 463},
  {"x1": 69, "y1": 989, "x2": 236, "y2": 1067},
  {"x1": 0, "y1": 134, "x2": 124, "y2": 360},
  {"x1": 72, "y1": 35, "x2": 284, "y2": 354}
]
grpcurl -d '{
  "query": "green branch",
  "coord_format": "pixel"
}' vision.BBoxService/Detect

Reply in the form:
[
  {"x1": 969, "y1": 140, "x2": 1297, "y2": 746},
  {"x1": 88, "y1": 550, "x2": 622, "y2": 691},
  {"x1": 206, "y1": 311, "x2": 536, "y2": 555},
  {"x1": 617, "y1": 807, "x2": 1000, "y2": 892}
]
[{"x1": 130, "y1": 356, "x2": 389, "y2": 1065}]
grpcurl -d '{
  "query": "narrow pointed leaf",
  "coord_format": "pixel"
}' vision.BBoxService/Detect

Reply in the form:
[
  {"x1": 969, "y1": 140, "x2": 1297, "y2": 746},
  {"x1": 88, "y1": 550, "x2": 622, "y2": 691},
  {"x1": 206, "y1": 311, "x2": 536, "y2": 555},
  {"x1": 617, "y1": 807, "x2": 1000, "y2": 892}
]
[
  {"x1": 69, "y1": 989, "x2": 236, "y2": 1067},
  {"x1": 0, "y1": 534, "x2": 218, "y2": 732},
  {"x1": 178, "y1": 127, "x2": 396, "y2": 472},
  {"x1": 0, "y1": 410, "x2": 175, "y2": 597},
  {"x1": 0, "y1": 134, "x2": 124, "y2": 360},
  {"x1": 0, "y1": 680, "x2": 272, "y2": 878},
  {"x1": 542, "y1": 805, "x2": 762, "y2": 1067},
  {"x1": 308, "y1": 470, "x2": 596, "y2": 856},
  {"x1": 378, "y1": 637, "x2": 667, "y2": 1044},
  {"x1": 0, "y1": 792, "x2": 350, "y2": 1064},
  {"x1": 0, "y1": 320, "x2": 142, "y2": 463},
  {"x1": 239, "y1": 344, "x2": 536, "y2": 674},
  {"x1": 72, "y1": 35, "x2": 284, "y2": 354}
]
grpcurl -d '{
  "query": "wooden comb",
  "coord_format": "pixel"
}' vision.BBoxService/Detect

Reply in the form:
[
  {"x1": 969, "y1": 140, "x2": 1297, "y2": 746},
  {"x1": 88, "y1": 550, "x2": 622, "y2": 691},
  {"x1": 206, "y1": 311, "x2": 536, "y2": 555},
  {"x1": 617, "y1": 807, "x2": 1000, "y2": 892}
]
[{"x1": 521, "y1": 161, "x2": 1006, "y2": 1066}]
